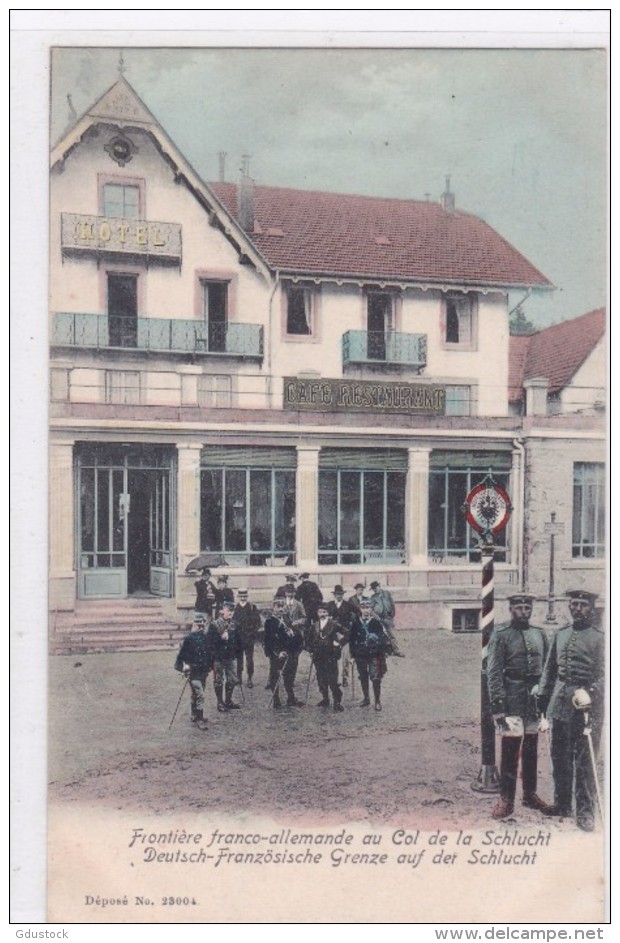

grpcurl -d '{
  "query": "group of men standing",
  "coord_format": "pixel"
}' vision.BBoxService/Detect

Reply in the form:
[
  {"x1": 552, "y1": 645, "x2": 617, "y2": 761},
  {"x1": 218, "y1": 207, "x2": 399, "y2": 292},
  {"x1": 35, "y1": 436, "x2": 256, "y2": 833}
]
[
  {"x1": 487, "y1": 589, "x2": 604, "y2": 832},
  {"x1": 175, "y1": 570, "x2": 401, "y2": 725}
]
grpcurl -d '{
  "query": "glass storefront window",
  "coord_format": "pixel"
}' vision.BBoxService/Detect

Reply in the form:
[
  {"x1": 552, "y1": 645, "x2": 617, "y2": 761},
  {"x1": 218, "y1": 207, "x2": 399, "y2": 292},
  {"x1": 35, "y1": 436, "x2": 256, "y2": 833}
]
[
  {"x1": 200, "y1": 467, "x2": 296, "y2": 565},
  {"x1": 428, "y1": 466, "x2": 510, "y2": 563},
  {"x1": 318, "y1": 469, "x2": 406, "y2": 564}
]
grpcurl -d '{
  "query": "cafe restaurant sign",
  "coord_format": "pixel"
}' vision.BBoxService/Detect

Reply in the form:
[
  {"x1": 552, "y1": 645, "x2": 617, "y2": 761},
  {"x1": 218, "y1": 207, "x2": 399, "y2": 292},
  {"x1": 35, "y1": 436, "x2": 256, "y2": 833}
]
[
  {"x1": 61, "y1": 213, "x2": 182, "y2": 262},
  {"x1": 284, "y1": 377, "x2": 446, "y2": 415}
]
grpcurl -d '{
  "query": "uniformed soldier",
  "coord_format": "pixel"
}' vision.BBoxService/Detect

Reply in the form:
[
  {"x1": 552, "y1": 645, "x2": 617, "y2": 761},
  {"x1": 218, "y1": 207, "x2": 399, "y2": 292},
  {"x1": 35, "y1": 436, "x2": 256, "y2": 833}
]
[
  {"x1": 263, "y1": 597, "x2": 305, "y2": 708},
  {"x1": 349, "y1": 599, "x2": 392, "y2": 711},
  {"x1": 537, "y1": 590, "x2": 604, "y2": 831},
  {"x1": 206, "y1": 601, "x2": 244, "y2": 713},
  {"x1": 307, "y1": 602, "x2": 347, "y2": 711},
  {"x1": 487, "y1": 593, "x2": 553, "y2": 819},
  {"x1": 174, "y1": 612, "x2": 212, "y2": 730}
]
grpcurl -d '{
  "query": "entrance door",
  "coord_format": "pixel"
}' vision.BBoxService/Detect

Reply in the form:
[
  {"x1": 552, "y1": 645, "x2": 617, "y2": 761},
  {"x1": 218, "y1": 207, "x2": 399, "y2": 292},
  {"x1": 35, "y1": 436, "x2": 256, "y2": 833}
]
[
  {"x1": 108, "y1": 273, "x2": 138, "y2": 347},
  {"x1": 367, "y1": 293, "x2": 392, "y2": 361},
  {"x1": 77, "y1": 448, "x2": 174, "y2": 599}
]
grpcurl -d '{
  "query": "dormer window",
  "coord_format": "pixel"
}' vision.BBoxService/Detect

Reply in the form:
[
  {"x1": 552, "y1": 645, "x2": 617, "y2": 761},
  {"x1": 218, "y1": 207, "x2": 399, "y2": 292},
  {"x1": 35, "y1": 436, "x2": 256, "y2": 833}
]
[{"x1": 443, "y1": 293, "x2": 476, "y2": 348}]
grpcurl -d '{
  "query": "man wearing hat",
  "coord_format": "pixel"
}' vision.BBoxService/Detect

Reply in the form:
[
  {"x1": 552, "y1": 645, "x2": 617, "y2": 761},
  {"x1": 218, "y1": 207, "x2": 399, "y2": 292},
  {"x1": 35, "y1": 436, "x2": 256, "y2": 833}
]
[
  {"x1": 194, "y1": 567, "x2": 217, "y2": 619},
  {"x1": 486, "y1": 594, "x2": 552, "y2": 819},
  {"x1": 233, "y1": 588, "x2": 262, "y2": 689},
  {"x1": 537, "y1": 590, "x2": 604, "y2": 831},
  {"x1": 368, "y1": 579, "x2": 404, "y2": 656},
  {"x1": 306, "y1": 601, "x2": 347, "y2": 711},
  {"x1": 206, "y1": 601, "x2": 244, "y2": 712},
  {"x1": 295, "y1": 573, "x2": 323, "y2": 630},
  {"x1": 349, "y1": 583, "x2": 367, "y2": 615},
  {"x1": 263, "y1": 597, "x2": 305, "y2": 708},
  {"x1": 174, "y1": 612, "x2": 212, "y2": 730},
  {"x1": 275, "y1": 573, "x2": 297, "y2": 599},
  {"x1": 214, "y1": 574, "x2": 235, "y2": 617},
  {"x1": 349, "y1": 599, "x2": 392, "y2": 711},
  {"x1": 327, "y1": 585, "x2": 356, "y2": 687}
]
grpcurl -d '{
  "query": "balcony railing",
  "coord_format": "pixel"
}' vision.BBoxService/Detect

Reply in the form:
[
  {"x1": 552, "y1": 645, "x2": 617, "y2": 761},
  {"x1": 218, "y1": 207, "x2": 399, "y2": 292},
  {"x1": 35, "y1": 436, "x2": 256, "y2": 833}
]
[
  {"x1": 342, "y1": 330, "x2": 427, "y2": 369},
  {"x1": 52, "y1": 313, "x2": 264, "y2": 359}
]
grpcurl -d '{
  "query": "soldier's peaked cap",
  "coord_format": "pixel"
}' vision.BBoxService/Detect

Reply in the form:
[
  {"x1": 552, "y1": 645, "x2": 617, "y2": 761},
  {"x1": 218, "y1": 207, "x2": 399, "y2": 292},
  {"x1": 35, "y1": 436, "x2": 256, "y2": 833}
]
[
  {"x1": 508, "y1": 593, "x2": 535, "y2": 605},
  {"x1": 193, "y1": 613, "x2": 206, "y2": 623},
  {"x1": 221, "y1": 600, "x2": 234, "y2": 609},
  {"x1": 567, "y1": 590, "x2": 598, "y2": 603}
]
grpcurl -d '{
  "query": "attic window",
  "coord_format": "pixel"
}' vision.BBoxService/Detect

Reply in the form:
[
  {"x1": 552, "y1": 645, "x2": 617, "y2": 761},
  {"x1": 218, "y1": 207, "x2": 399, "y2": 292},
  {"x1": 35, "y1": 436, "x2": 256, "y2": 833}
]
[
  {"x1": 374, "y1": 235, "x2": 392, "y2": 246},
  {"x1": 266, "y1": 227, "x2": 285, "y2": 237}
]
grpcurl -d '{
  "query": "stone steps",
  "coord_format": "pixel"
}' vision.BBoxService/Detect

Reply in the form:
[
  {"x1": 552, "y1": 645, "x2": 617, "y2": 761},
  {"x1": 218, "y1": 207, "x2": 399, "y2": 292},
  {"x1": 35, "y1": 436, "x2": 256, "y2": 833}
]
[{"x1": 50, "y1": 598, "x2": 186, "y2": 655}]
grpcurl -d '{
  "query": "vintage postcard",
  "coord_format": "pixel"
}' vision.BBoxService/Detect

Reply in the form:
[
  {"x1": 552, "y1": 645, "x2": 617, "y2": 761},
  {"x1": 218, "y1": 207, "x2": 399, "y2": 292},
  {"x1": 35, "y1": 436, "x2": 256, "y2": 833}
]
[{"x1": 11, "y1": 11, "x2": 609, "y2": 927}]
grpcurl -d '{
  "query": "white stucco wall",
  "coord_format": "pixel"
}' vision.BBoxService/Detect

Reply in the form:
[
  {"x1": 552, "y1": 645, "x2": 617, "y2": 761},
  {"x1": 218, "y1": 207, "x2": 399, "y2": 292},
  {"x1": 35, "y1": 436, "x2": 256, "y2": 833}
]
[{"x1": 559, "y1": 340, "x2": 606, "y2": 413}]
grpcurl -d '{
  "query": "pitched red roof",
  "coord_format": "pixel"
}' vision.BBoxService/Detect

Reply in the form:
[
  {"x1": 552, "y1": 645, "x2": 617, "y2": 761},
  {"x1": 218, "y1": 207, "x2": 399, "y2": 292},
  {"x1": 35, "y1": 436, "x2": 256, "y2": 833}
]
[
  {"x1": 509, "y1": 308, "x2": 606, "y2": 401},
  {"x1": 210, "y1": 182, "x2": 551, "y2": 289}
]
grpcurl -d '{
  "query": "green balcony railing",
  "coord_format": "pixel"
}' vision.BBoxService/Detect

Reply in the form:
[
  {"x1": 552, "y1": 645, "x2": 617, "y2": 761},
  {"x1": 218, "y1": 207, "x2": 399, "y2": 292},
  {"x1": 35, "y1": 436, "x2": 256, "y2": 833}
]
[
  {"x1": 52, "y1": 313, "x2": 264, "y2": 359},
  {"x1": 342, "y1": 330, "x2": 427, "y2": 369}
]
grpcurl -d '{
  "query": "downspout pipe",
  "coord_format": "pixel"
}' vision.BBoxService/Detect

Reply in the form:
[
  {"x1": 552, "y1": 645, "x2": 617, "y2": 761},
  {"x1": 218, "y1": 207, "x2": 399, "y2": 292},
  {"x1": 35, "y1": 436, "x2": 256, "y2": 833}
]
[
  {"x1": 266, "y1": 269, "x2": 279, "y2": 409},
  {"x1": 512, "y1": 436, "x2": 526, "y2": 591}
]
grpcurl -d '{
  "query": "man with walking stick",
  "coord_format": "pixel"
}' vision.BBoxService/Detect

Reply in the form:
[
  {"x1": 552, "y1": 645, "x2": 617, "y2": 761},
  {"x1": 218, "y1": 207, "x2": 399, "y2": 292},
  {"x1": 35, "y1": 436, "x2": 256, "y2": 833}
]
[
  {"x1": 537, "y1": 590, "x2": 604, "y2": 831},
  {"x1": 349, "y1": 599, "x2": 392, "y2": 711},
  {"x1": 173, "y1": 612, "x2": 212, "y2": 730},
  {"x1": 206, "y1": 601, "x2": 244, "y2": 713},
  {"x1": 306, "y1": 601, "x2": 347, "y2": 711},
  {"x1": 233, "y1": 587, "x2": 262, "y2": 689},
  {"x1": 263, "y1": 597, "x2": 305, "y2": 708}
]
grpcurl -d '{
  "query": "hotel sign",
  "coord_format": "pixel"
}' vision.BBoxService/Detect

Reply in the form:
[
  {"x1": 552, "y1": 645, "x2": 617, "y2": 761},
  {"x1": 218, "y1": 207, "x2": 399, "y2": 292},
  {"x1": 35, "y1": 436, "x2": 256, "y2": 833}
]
[
  {"x1": 61, "y1": 213, "x2": 182, "y2": 262},
  {"x1": 284, "y1": 377, "x2": 446, "y2": 415}
]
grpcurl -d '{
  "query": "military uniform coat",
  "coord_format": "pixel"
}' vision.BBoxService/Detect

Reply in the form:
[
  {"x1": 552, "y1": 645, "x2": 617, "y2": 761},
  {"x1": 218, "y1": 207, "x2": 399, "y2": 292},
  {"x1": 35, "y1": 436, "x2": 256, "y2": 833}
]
[
  {"x1": 538, "y1": 623, "x2": 604, "y2": 722},
  {"x1": 487, "y1": 621, "x2": 549, "y2": 720}
]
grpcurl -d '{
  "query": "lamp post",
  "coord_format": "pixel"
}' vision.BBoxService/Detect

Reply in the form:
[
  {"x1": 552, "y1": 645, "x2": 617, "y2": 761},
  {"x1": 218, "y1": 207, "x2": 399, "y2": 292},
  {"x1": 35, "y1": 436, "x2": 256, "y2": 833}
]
[
  {"x1": 463, "y1": 472, "x2": 512, "y2": 793},
  {"x1": 544, "y1": 512, "x2": 565, "y2": 623}
]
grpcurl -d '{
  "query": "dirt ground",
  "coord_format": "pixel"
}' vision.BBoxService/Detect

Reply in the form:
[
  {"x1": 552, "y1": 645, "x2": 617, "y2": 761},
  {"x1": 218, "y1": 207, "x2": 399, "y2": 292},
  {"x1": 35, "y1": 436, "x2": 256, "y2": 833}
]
[{"x1": 47, "y1": 625, "x2": 584, "y2": 833}]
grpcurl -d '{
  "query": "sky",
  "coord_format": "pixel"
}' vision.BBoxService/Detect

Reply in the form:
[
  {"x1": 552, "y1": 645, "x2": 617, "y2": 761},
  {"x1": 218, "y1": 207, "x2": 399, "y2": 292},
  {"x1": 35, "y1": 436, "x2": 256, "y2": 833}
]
[{"x1": 49, "y1": 44, "x2": 607, "y2": 330}]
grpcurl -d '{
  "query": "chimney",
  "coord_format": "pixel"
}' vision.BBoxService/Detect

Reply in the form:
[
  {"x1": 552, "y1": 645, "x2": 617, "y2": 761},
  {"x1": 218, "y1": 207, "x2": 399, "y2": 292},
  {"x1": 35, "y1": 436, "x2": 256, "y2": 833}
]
[
  {"x1": 441, "y1": 175, "x2": 455, "y2": 214},
  {"x1": 524, "y1": 376, "x2": 549, "y2": 417},
  {"x1": 218, "y1": 151, "x2": 227, "y2": 183},
  {"x1": 238, "y1": 154, "x2": 255, "y2": 232}
]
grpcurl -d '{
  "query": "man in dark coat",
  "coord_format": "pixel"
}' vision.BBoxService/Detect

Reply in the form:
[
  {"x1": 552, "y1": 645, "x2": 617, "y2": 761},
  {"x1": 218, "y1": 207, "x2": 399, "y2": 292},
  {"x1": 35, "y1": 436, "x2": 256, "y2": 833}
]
[
  {"x1": 537, "y1": 590, "x2": 605, "y2": 831},
  {"x1": 295, "y1": 573, "x2": 323, "y2": 628},
  {"x1": 327, "y1": 584, "x2": 356, "y2": 687},
  {"x1": 348, "y1": 582, "x2": 366, "y2": 615},
  {"x1": 487, "y1": 594, "x2": 552, "y2": 819},
  {"x1": 263, "y1": 597, "x2": 305, "y2": 709},
  {"x1": 206, "y1": 601, "x2": 244, "y2": 713},
  {"x1": 174, "y1": 612, "x2": 212, "y2": 729},
  {"x1": 307, "y1": 602, "x2": 347, "y2": 711},
  {"x1": 233, "y1": 587, "x2": 262, "y2": 688},
  {"x1": 369, "y1": 579, "x2": 404, "y2": 656},
  {"x1": 194, "y1": 567, "x2": 217, "y2": 619},
  {"x1": 349, "y1": 599, "x2": 392, "y2": 711},
  {"x1": 213, "y1": 574, "x2": 235, "y2": 617},
  {"x1": 275, "y1": 574, "x2": 297, "y2": 598}
]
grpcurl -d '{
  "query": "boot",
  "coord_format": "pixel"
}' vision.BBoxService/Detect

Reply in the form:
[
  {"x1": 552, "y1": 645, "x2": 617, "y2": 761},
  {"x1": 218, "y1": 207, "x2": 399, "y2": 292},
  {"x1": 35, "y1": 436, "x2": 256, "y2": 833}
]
[
  {"x1": 287, "y1": 696, "x2": 305, "y2": 707},
  {"x1": 225, "y1": 683, "x2": 241, "y2": 709},
  {"x1": 247, "y1": 674, "x2": 254, "y2": 689},
  {"x1": 272, "y1": 687, "x2": 282, "y2": 709},
  {"x1": 333, "y1": 689, "x2": 344, "y2": 712},
  {"x1": 215, "y1": 684, "x2": 227, "y2": 713},
  {"x1": 521, "y1": 734, "x2": 553, "y2": 812},
  {"x1": 372, "y1": 680, "x2": 382, "y2": 711},
  {"x1": 359, "y1": 674, "x2": 370, "y2": 707},
  {"x1": 317, "y1": 688, "x2": 330, "y2": 707},
  {"x1": 492, "y1": 737, "x2": 520, "y2": 818},
  {"x1": 194, "y1": 709, "x2": 208, "y2": 731}
]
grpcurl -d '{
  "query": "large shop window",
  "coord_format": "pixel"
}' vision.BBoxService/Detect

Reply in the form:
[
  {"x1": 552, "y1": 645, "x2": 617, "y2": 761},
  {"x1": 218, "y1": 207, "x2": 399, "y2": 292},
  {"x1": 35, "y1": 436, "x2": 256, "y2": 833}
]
[
  {"x1": 200, "y1": 448, "x2": 296, "y2": 566},
  {"x1": 572, "y1": 462, "x2": 605, "y2": 558},
  {"x1": 318, "y1": 449, "x2": 406, "y2": 565},
  {"x1": 428, "y1": 452, "x2": 511, "y2": 563}
]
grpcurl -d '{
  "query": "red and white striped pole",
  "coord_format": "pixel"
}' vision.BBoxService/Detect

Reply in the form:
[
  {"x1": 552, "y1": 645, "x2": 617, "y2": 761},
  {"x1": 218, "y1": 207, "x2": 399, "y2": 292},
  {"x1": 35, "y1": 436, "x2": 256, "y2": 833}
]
[{"x1": 472, "y1": 538, "x2": 500, "y2": 792}]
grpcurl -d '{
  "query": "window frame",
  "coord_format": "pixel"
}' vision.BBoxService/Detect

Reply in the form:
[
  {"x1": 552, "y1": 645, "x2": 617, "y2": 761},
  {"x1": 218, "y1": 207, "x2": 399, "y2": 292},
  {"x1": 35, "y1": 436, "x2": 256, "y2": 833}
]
[
  {"x1": 572, "y1": 462, "x2": 605, "y2": 559},
  {"x1": 441, "y1": 292, "x2": 478, "y2": 350},
  {"x1": 282, "y1": 282, "x2": 321, "y2": 341},
  {"x1": 98, "y1": 173, "x2": 145, "y2": 219}
]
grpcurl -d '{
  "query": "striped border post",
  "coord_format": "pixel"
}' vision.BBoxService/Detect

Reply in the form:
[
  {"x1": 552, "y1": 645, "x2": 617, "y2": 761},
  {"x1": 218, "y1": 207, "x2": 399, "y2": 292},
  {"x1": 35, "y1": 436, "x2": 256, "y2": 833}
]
[{"x1": 471, "y1": 540, "x2": 500, "y2": 792}]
